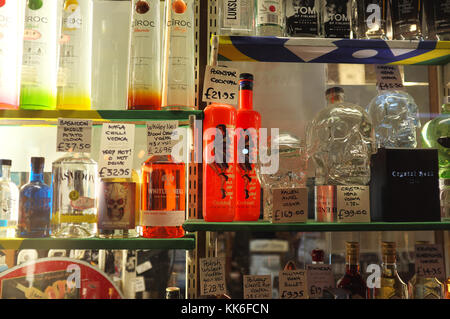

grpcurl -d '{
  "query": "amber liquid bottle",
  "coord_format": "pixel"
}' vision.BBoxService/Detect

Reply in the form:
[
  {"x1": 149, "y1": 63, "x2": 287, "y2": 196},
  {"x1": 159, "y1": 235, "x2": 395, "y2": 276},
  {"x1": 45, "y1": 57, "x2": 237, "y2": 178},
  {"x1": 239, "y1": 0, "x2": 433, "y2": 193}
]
[
  {"x1": 140, "y1": 155, "x2": 185, "y2": 238},
  {"x1": 337, "y1": 242, "x2": 367, "y2": 299}
]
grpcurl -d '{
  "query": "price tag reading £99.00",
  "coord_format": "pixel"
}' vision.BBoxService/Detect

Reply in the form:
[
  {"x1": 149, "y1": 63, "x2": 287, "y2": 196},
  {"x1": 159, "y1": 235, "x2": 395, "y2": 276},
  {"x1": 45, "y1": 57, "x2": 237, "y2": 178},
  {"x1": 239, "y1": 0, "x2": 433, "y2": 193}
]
[
  {"x1": 375, "y1": 65, "x2": 405, "y2": 91},
  {"x1": 200, "y1": 257, "x2": 227, "y2": 297},
  {"x1": 272, "y1": 188, "x2": 308, "y2": 223},
  {"x1": 57, "y1": 118, "x2": 92, "y2": 153},
  {"x1": 336, "y1": 186, "x2": 370, "y2": 223},
  {"x1": 202, "y1": 65, "x2": 239, "y2": 106}
]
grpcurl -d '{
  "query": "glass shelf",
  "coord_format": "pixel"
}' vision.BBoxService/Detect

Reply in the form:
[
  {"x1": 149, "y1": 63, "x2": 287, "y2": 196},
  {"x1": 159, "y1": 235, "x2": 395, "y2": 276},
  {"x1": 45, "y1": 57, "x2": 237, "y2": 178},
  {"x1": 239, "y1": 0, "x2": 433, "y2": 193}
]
[
  {"x1": 213, "y1": 35, "x2": 450, "y2": 65},
  {"x1": 183, "y1": 219, "x2": 450, "y2": 232},
  {"x1": 0, "y1": 234, "x2": 196, "y2": 250}
]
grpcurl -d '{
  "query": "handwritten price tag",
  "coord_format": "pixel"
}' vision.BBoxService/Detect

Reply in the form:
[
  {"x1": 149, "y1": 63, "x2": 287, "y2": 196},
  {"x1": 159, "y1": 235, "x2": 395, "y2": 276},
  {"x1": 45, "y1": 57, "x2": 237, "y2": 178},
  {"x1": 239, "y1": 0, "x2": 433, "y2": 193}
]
[
  {"x1": 202, "y1": 65, "x2": 239, "y2": 105},
  {"x1": 147, "y1": 121, "x2": 179, "y2": 156},
  {"x1": 278, "y1": 270, "x2": 307, "y2": 299},
  {"x1": 243, "y1": 275, "x2": 272, "y2": 299},
  {"x1": 337, "y1": 186, "x2": 370, "y2": 223},
  {"x1": 272, "y1": 188, "x2": 308, "y2": 223},
  {"x1": 306, "y1": 264, "x2": 335, "y2": 299},
  {"x1": 415, "y1": 244, "x2": 446, "y2": 281},
  {"x1": 375, "y1": 65, "x2": 404, "y2": 91},
  {"x1": 200, "y1": 257, "x2": 227, "y2": 296},
  {"x1": 56, "y1": 118, "x2": 92, "y2": 153}
]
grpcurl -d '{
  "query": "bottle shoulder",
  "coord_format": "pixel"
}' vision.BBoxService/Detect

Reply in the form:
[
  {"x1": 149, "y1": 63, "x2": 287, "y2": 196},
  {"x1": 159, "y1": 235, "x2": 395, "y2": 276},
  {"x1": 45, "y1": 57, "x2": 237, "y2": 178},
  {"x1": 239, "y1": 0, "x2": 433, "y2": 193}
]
[{"x1": 53, "y1": 153, "x2": 98, "y2": 165}]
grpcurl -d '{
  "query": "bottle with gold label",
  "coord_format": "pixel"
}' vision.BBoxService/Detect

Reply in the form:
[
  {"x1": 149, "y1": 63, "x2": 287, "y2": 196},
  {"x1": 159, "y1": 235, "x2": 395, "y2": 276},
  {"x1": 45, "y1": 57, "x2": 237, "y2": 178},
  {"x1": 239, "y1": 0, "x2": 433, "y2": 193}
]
[
  {"x1": 337, "y1": 242, "x2": 367, "y2": 299},
  {"x1": 373, "y1": 242, "x2": 408, "y2": 299}
]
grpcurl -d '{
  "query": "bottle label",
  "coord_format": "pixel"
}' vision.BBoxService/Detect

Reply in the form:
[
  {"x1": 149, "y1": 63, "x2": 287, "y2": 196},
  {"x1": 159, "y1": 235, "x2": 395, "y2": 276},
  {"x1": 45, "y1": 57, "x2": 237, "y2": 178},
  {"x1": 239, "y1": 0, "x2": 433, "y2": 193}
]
[
  {"x1": 19, "y1": 195, "x2": 51, "y2": 232},
  {"x1": 98, "y1": 182, "x2": 136, "y2": 230},
  {"x1": 0, "y1": 198, "x2": 16, "y2": 220},
  {"x1": 323, "y1": 0, "x2": 351, "y2": 38},
  {"x1": 286, "y1": 0, "x2": 319, "y2": 36},
  {"x1": 434, "y1": 0, "x2": 450, "y2": 32},
  {"x1": 257, "y1": 0, "x2": 283, "y2": 27},
  {"x1": 223, "y1": 0, "x2": 241, "y2": 27},
  {"x1": 140, "y1": 210, "x2": 185, "y2": 227},
  {"x1": 393, "y1": 0, "x2": 420, "y2": 25}
]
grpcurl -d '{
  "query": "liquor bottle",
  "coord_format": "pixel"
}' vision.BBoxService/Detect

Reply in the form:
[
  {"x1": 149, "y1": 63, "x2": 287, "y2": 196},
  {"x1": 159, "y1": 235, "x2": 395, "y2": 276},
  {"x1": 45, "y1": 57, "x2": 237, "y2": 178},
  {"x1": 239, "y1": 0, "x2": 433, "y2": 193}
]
[
  {"x1": 20, "y1": 0, "x2": 59, "y2": 110},
  {"x1": 235, "y1": 73, "x2": 261, "y2": 222},
  {"x1": 203, "y1": 103, "x2": 237, "y2": 222},
  {"x1": 255, "y1": 0, "x2": 285, "y2": 36},
  {"x1": 390, "y1": 0, "x2": 422, "y2": 40},
  {"x1": 351, "y1": 0, "x2": 389, "y2": 39},
  {"x1": 311, "y1": 249, "x2": 325, "y2": 264},
  {"x1": 373, "y1": 241, "x2": 408, "y2": 299},
  {"x1": 0, "y1": 160, "x2": 19, "y2": 238},
  {"x1": 285, "y1": 0, "x2": 320, "y2": 37},
  {"x1": 0, "y1": 0, "x2": 25, "y2": 109},
  {"x1": 57, "y1": 0, "x2": 93, "y2": 110},
  {"x1": 161, "y1": 0, "x2": 195, "y2": 110},
  {"x1": 127, "y1": 0, "x2": 162, "y2": 110},
  {"x1": 51, "y1": 153, "x2": 99, "y2": 238},
  {"x1": 322, "y1": 0, "x2": 351, "y2": 38},
  {"x1": 166, "y1": 286, "x2": 181, "y2": 299},
  {"x1": 17, "y1": 157, "x2": 52, "y2": 238},
  {"x1": 446, "y1": 278, "x2": 450, "y2": 299},
  {"x1": 337, "y1": 242, "x2": 367, "y2": 299},
  {"x1": 219, "y1": 0, "x2": 255, "y2": 36},
  {"x1": 423, "y1": 0, "x2": 450, "y2": 41},
  {"x1": 140, "y1": 155, "x2": 186, "y2": 238},
  {"x1": 98, "y1": 170, "x2": 140, "y2": 238}
]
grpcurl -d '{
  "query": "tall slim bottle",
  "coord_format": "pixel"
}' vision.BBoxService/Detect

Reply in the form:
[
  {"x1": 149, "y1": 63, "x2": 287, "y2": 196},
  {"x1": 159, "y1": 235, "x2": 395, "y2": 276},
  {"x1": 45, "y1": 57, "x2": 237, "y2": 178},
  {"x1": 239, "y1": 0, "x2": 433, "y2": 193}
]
[
  {"x1": 0, "y1": 160, "x2": 19, "y2": 238},
  {"x1": 18, "y1": 157, "x2": 52, "y2": 238},
  {"x1": 235, "y1": 73, "x2": 261, "y2": 222},
  {"x1": 337, "y1": 242, "x2": 367, "y2": 299},
  {"x1": 161, "y1": 0, "x2": 195, "y2": 110},
  {"x1": 20, "y1": 0, "x2": 59, "y2": 110},
  {"x1": 203, "y1": 103, "x2": 237, "y2": 222},
  {"x1": 322, "y1": 0, "x2": 351, "y2": 38},
  {"x1": 0, "y1": 0, "x2": 25, "y2": 109},
  {"x1": 351, "y1": 0, "x2": 389, "y2": 39},
  {"x1": 127, "y1": 0, "x2": 161, "y2": 110},
  {"x1": 57, "y1": 0, "x2": 93, "y2": 110},
  {"x1": 390, "y1": 0, "x2": 422, "y2": 40}
]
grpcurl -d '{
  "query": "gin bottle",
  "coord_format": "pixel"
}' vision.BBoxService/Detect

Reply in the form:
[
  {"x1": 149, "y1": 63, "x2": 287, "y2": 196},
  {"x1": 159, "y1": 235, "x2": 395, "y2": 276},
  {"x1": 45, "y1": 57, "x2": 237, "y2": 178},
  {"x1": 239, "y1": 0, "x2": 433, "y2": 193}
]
[
  {"x1": 390, "y1": 0, "x2": 422, "y2": 40},
  {"x1": 423, "y1": 0, "x2": 450, "y2": 41},
  {"x1": 322, "y1": 0, "x2": 351, "y2": 38},
  {"x1": 51, "y1": 152, "x2": 98, "y2": 238},
  {"x1": 18, "y1": 157, "x2": 52, "y2": 238},
  {"x1": 0, "y1": 160, "x2": 19, "y2": 238},
  {"x1": 255, "y1": 0, "x2": 285, "y2": 36},
  {"x1": 337, "y1": 242, "x2": 368, "y2": 299},
  {"x1": 219, "y1": 0, "x2": 255, "y2": 36},
  {"x1": 285, "y1": 0, "x2": 320, "y2": 37},
  {"x1": 351, "y1": 0, "x2": 389, "y2": 39}
]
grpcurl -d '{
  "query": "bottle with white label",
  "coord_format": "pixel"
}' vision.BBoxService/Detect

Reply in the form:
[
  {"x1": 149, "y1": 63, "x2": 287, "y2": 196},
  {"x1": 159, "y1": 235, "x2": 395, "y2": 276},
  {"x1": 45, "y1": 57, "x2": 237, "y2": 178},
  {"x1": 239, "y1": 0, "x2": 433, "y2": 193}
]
[
  {"x1": 351, "y1": 0, "x2": 389, "y2": 39},
  {"x1": 127, "y1": 0, "x2": 162, "y2": 110},
  {"x1": 285, "y1": 0, "x2": 321, "y2": 37},
  {"x1": 255, "y1": 0, "x2": 285, "y2": 36},
  {"x1": 219, "y1": 0, "x2": 255, "y2": 36},
  {"x1": 322, "y1": 0, "x2": 351, "y2": 38},
  {"x1": 57, "y1": 0, "x2": 93, "y2": 110},
  {"x1": 0, "y1": 0, "x2": 25, "y2": 109},
  {"x1": 161, "y1": 0, "x2": 196, "y2": 110},
  {"x1": 20, "y1": 0, "x2": 59, "y2": 110}
]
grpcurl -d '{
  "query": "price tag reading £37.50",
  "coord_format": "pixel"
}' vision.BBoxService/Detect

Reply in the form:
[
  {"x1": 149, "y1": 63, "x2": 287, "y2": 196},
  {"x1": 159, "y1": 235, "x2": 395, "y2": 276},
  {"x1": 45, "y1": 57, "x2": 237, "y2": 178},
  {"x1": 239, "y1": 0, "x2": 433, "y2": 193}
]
[
  {"x1": 57, "y1": 118, "x2": 92, "y2": 153},
  {"x1": 202, "y1": 65, "x2": 239, "y2": 106}
]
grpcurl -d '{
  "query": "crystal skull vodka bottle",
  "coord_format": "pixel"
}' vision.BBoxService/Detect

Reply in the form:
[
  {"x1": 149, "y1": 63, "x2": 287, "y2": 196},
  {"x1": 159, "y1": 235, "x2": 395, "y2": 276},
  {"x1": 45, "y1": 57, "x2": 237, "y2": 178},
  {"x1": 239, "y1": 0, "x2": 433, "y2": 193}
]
[
  {"x1": 285, "y1": 0, "x2": 320, "y2": 37},
  {"x1": 255, "y1": 0, "x2": 285, "y2": 36},
  {"x1": 219, "y1": 0, "x2": 255, "y2": 35},
  {"x1": 322, "y1": 0, "x2": 351, "y2": 38},
  {"x1": 51, "y1": 152, "x2": 99, "y2": 238},
  {"x1": 423, "y1": 0, "x2": 450, "y2": 41},
  {"x1": 351, "y1": 0, "x2": 389, "y2": 39},
  {"x1": 0, "y1": 160, "x2": 19, "y2": 238},
  {"x1": 390, "y1": 0, "x2": 423, "y2": 40},
  {"x1": 127, "y1": 0, "x2": 161, "y2": 110}
]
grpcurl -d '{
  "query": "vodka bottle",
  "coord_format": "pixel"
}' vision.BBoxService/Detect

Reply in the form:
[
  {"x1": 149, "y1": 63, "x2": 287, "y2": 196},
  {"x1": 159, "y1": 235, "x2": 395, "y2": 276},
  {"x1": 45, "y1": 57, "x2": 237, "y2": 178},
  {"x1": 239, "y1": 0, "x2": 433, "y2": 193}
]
[
  {"x1": 161, "y1": 0, "x2": 196, "y2": 110},
  {"x1": 255, "y1": 0, "x2": 285, "y2": 36},
  {"x1": 51, "y1": 152, "x2": 98, "y2": 238},
  {"x1": 285, "y1": 0, "x2": 320, "y2": 37},
  {"x1": 57, "y1": 0, "x2": 93, "y2": 110},
  {"x1": 127, "y1": 0, "x2": 162, "y2": 110},
  {"x1": 322, "y1": 0, "x2": 351, "y2": 38},
  {"x1": 219, "y1": 0, "x2": 255, "y2": 36},
  {"x1": 390, "y1": 0, "x2": 422, "y2": 40},
  {"x1": 0, "y1": 160, "x2": 19, "y2": 238},
  {"x1": 423, "y1": 0, "x2": 450, "y2": 41},
  {"x1": 351, "y1": 0, "x2": 389, "y2": 39}
]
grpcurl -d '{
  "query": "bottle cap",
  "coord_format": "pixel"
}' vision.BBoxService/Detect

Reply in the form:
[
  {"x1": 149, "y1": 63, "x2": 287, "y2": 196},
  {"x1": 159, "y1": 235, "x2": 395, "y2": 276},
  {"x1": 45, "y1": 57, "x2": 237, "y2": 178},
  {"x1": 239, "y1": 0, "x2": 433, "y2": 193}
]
[
  {"x1": 240, "y1": 73, "x2": 254, "y2": 81},
  {"x1": 166, "y1": 287, "x2": 181, "y2": 299},
  {"x1": 239, "y1": 73, "x2": 254, "y2": 91},
  {"x1": 31, "y1": 157, "x2": 45, "y2": 172},
  {"x1": 311, "y1": 249, "x2": 325, "y2": 262},
  {"x1": 381, "y1": 242, "x2": 397, "y2": 263},
  {"x1": 0, "y1": 159, "x2": 12, "y2": 166},
  {"x1": 325, "y1": 87, "x2": 345, "y2": 104}
]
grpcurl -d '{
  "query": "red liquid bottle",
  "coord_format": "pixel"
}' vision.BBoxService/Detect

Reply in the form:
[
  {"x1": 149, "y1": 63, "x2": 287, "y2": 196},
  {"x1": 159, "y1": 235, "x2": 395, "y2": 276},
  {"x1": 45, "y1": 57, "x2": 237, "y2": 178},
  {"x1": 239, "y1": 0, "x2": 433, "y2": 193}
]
[
  {"x1": 337, "y1": 242, "x2": 368, "y2": 299},
  {"x1": 202, "y1": 102, "x2": 237, "y2": 222},
  {"x1": 235, "y1": 73, "x2": 261, "y2": 221}
]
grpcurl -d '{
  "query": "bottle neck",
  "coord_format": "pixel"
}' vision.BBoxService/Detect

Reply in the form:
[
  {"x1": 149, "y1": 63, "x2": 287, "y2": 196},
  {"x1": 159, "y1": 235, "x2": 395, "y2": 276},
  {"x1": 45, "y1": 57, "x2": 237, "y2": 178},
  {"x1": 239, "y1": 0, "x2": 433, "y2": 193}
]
[
  {"x1": 345, "y1": 254, "x2": 360, "y2": 274},
  {"x1": 326, "y1": 94, "x2": 344, "y2": 105},
  {"x1": 239, "y1": 89, "x2": 253, "y2": 111},
  {"x1": 30, "y1": 168, "x2": 44, "y2": 182},
  {"x1": 0, "y1": 166, "x2": 11, "y2": 181}
]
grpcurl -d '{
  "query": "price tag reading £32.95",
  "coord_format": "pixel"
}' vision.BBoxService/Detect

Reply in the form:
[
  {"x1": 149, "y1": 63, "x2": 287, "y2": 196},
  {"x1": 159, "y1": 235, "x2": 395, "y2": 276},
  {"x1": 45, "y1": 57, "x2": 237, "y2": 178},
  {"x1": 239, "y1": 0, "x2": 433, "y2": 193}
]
[
  {"x1": 202, "y1": 65, "x2": 239, "y2": 106},
  {"x1": 57, "y1": 118, "x2": 92, "y2": 153}
]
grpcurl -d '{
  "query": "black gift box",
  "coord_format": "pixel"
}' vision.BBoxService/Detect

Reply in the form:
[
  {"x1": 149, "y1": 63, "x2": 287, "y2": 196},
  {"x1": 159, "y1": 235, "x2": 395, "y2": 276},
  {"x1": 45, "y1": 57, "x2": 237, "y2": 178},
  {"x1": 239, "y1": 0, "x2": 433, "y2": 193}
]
[{"x1": 370, "y1": 148, "x2": 441, "y2": 222}]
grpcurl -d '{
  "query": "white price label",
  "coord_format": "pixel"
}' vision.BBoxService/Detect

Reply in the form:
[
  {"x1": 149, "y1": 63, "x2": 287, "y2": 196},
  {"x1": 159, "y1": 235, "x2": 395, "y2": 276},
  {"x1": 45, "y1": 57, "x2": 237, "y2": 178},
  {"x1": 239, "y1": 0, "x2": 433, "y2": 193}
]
[
  {"x1": 56, "y1": 118, "x2": 92, "y2": 153},
  {"x1": 136, "y1": 261, "x2": 153, "y2": 275},
  {"x1": 147, "y1": 121, "x2": 179, "y2": 156},
  {"x1": 306, "y1": 264, "x2": 335, "y2": 298},
  {"x1": 202, "y1": 66, "x2": 239, "y2": 106},
  {"x1": 337, "y1": 186, "x2": 371, "y2": 223},
  {"x1": 272, "y1": 188, "x2": 308, "y2": 223},
  {"x1": 200, "y1": 257, "x2": 227, "y2": 296},
  {"x1": 135, "y1": 276, "x2": 146, "y2": 293},
  {"x1": 375, "y1": 65, "x2": 404, "y2": 91},
  {"x1": 415, "y1": 244, "x2": 446, "y2": 281},
  {"x1": 279, "y1": 269, "x2": 307, "y2": 299},
  {"x1": 243, "y1": 275, "x2": 272, "y2": 299}
]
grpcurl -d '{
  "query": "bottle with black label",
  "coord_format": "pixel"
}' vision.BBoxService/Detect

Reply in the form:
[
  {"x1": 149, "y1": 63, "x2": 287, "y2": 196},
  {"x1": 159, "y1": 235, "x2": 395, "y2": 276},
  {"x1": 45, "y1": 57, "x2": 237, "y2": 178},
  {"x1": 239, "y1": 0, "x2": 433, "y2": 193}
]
[
  {"x1": 351, "y1": 0, "x2": 389, "y2": 39},
  {"x1": 423, "y1": 0, "x2": 450, "y2": 40},
  {"x1": 390, "y1": 0, "x2": 422, "y2": 40},
  {"x1": 285, "y1": 0, "x2": 321, "y2": 37},
  {"x1": 322, "y1": 0, "x2": 351, "y2": 38}
]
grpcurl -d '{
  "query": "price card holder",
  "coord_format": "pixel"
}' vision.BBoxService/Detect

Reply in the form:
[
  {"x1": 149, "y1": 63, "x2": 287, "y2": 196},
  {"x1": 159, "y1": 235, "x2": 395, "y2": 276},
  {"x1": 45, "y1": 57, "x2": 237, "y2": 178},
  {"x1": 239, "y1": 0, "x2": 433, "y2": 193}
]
[
  {"x1": 56, "y1": 118, "x2": 92, "y2": 153},
  {"x1": 98, "y1": 123, "x2": 135, "y2": 179},
  {"x1": 202, "y1": 65, "x2": 239, "y2": 106},
  {"x1": 306, "y1": 264, "x2": 335, "y2": 299},
  {"x1": 336, "y1": 186, "x2": 370, "y2": 223},
  {"x1": 272, "y1": 188, "x2": 308, "y2": 223},
  {"x1": 147, "y1": 121, "x2": 179, "y2": 156},
  {"x1": 243, "y1": 275, "x2": 272, "y2": 299},
  {"x1": 375, "y1": 65, "x2": 404, "y2": 91},
  {"x1": 415, "y1": 243, "x2": 446, "y2": 282},
  {"x1": 199, "y1": 257, "x2": 227, "y2": 297},
  {"x1": 279, "y1": 269, "x2": 307, "y2": 299}
]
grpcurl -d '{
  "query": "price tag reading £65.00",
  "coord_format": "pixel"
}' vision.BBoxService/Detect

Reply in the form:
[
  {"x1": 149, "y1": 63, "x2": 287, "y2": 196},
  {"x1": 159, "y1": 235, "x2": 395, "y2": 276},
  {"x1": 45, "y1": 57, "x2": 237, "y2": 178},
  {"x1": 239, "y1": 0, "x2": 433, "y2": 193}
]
[
  {"x1": 57, "y1": 118, "x2": 92, "y2": 153},
  {"x1": 202, "y1": 65, "x2": 239, "y2": 106}
]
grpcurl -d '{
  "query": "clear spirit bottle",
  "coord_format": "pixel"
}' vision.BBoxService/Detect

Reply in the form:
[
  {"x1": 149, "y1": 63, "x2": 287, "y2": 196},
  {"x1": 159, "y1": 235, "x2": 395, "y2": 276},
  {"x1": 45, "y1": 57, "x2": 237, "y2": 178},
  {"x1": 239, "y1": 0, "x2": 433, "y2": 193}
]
[
  {"x1": 390, "y1": 0, "x2": 423, "y2": 40},
  {"x1": 351, "y1": 0, "x2": 389, "y2": 39},
  {"x1": 285, "y1": 0, "x2": 320, "y2": 37},
  {"x1": 255, "y1": 0, "x2": 285, "y2": 36},
  {"x1": 18, "y1": 157, "x2": 52, "y2": 238},
  {"x1": 423, "y1": 0, "x2": 450, "y2": 41},
  {"x1": 322, "y1": 0, "x2": 351, "y2": 38},
  {"x1": 337, "y1": 242, "x2": 368, "y2": 299},
  {"x1": 51, "y1": 152, "x2": 98, "y2": 238},
  {"x1": 219, "y1": 0, "x2": 255, "y2": 36},
  {"x1": 0, "y1": 160, "x2": 19, "y2": 238}
]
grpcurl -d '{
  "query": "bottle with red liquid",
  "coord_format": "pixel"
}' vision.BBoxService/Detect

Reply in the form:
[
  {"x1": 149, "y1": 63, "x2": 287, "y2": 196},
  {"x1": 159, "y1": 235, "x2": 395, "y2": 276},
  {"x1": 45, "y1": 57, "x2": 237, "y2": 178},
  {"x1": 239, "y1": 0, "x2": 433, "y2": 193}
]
[
  {"x1": 337, "y1": 242, "x2": 367, "y2": 299},
  {"x1": 202, "y1": 103, "x2": 237, "y2": 222},
  {"x1": 235, "y1": 73, "x2": 261, "y2": 221}
]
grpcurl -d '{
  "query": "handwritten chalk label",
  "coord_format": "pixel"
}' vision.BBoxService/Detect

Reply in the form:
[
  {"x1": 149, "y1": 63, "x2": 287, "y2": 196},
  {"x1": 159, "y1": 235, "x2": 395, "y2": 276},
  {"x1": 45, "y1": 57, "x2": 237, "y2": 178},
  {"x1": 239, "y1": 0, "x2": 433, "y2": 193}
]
[
  {"x1": 337, "y1": 186, "x2": 370, "y2": 223},
  {"x1": 278, "y1": 269, "x2": 307, "y2": 299},
  {"x1": 243, "y1": 275, "x2": 272, "y2": 299},
  {"x1": 375, "y1": 65, "x2": 404, "y2": 91},
  {"x1": 202, "y1": 65, "x2": 239, "y2": 106},
  {"x1": 306, "y1": 264, "x2": 335, "y2": 299},
  {"x1": 147, "y1": 121, "x2": 179, "y2": 156},
  {"x1": 57, "y1": 118, "x2": 92, "y2": 153},
  {"x1": 135, "y1": 276, "x2": 145, "y2": 293},
  {"x1": 272, "y1": 188, "x2": 308, "y2": 223},
  {"x1": 415, "y1": 244, "x2": 446, "y2": 281},
  {"x1": 98, "y1": 123, "x2": 135, "y2": 179},
  {"x1": 200, "y1": 257, "x2": 227, "y2": 296}
]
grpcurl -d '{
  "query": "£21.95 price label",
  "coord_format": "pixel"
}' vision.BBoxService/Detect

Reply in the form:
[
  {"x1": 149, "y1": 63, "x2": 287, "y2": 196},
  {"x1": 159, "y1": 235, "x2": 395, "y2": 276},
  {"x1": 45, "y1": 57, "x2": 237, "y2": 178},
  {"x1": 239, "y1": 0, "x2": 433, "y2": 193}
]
[
  {"x1": 202, "y1": 65, "x2": 239, "y2": 106},
  {"x1": 57, "y1": 118, "x2": 92, "y2": 153}
]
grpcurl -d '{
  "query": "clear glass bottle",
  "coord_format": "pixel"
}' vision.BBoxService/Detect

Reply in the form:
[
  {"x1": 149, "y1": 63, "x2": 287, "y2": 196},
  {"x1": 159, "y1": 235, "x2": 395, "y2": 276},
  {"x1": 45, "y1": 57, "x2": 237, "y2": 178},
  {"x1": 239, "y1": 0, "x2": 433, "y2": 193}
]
[
  {"x1": 140, "y1": 155, "x2": 186, "y2": 238},
  {"x1": 219, "y1": 0, "x2": 255, "y2": 35},
  {"x1": 337, "y1": 242, "x2": 367, "y2": 299},
  {"x1": 255, "y1": 0, "x2": 285, "y2": 36},
  {"x1": 390, "y1": 0, "x2": 422, "y2": 40},
  {"x1": 18, "y1": 157, "x2": 52, "y2": 238},
  {"x1": 51, "y1": 152, "x2": 98, "y2": 238},
  {"x1": 322, "y1": 0, "x2": 351, "y2": 38},
  {"x1": 373, "y1": 242, "x2": 408, "y2": 299},
  {"x1": 98, "y1": 169, "x2": 140, "y2": 238},
  {"x1": 351, "y1": 0, "x2": 389, "y2": 39},
  {"x1": 285, "y1": 0, "x2": 321, "y2": 37},
  {"x1": 0, "y1": 160, "x2": 19, "y2": 238},
  {"x1": 423, "y1": 0, "x2": 450, "y2": 41},
  {"x1": 161, "y1": 0, "x2": 196, "y2": 110}
]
